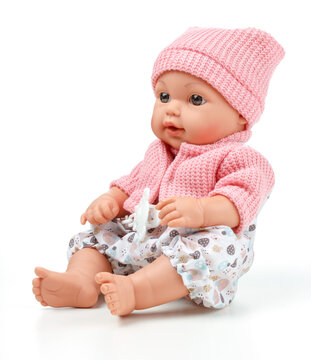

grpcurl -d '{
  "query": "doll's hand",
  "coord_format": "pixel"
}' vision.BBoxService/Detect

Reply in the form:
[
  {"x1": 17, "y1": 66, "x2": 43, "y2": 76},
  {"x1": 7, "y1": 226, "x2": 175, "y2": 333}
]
[
  {"x1": 80, "y1": 194, "x2": 120, "y2": 226},
  {"x1": 155, "y1": 197, "x2": 205, "y2": 228}
]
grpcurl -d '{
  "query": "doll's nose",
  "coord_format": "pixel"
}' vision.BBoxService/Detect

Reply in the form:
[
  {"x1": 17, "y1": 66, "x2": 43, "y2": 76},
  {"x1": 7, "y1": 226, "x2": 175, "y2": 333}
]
[{"x1": 165, "y1": 100, "x2": 181, "y2": 117}]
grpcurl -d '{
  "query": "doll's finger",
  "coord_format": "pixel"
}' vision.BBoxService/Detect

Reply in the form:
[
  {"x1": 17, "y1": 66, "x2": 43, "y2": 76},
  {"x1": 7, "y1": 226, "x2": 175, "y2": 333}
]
[
  {"x1": 80, "y1": 214, "x2": 87, "y2": 225},
  {"x1": 93, "y1": 212, "x2": 108, "y2": 225},
  {"x1": 87, "y1": 214, "x2": 100, "y2": 226},
  {"x1": 107, "y1": 200, "x2": 118, "y2": 213},
  {"x1": 99, "y1": 204, "x2": 115, "y2": 220},
  {"x1": 158, "y1": 203, "x2": 176, "y2": 219},
  {"x1": 160, "y1": 210, "x2": 180, "y2": 226},
  {"x1": 86, "y1": 209, "x2": 103, "y2": 225},
  {"x1": 97, "y1": 210, "x2": 112, "y2": 223},
  {"x1": 156, "y1": 197, "x2": 176, "y2": 210},
  {"x1": 167, "y1": 218, "x2": 186, "y2": 228}
]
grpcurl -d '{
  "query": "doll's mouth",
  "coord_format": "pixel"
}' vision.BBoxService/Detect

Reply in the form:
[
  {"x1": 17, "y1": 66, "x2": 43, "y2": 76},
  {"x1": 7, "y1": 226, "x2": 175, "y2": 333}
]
[{"x1": 165, "y1": 125, "x2": 184, "y2": 136}]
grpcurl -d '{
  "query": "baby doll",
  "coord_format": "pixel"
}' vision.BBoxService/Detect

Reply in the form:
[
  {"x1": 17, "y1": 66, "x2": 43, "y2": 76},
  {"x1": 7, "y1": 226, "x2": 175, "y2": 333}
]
[{"x1": 32, "y1": 27, "x2": 285, "y2": 315}]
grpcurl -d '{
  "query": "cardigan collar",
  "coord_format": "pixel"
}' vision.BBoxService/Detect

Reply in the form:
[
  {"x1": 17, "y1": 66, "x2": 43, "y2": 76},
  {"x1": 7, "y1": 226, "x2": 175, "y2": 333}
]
[{"x1": 167, "y1": 129, "x2": 252, "y2": 157}]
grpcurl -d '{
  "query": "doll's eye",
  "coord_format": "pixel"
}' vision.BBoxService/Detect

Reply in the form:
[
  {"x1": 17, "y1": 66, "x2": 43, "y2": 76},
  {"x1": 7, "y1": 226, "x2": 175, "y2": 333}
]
[
  {"x1": 190, "y1": 94, "x2": 206, "y2": 106},
  {"x1": 160, "y1": 92, "x2": 170, "y2": 103}
]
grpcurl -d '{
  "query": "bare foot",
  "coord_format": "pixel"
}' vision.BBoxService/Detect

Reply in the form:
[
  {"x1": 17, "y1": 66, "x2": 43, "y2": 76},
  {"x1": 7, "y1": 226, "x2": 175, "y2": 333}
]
[
  {"x1": 32, "y1": 267, "x2": 99, "y2": 308},
  {"x1": 95, "y1": 272, "x2": 135, "y2": 316}
]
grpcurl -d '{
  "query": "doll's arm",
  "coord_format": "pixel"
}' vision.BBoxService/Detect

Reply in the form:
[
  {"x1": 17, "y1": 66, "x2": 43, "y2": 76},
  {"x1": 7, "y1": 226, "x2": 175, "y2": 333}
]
[
  {"x1": 156, "y1": 195, "x2": 239, "y2": 229},
  {"x1": 199, "y1": 195, "x2": 240, "y2": 228}
]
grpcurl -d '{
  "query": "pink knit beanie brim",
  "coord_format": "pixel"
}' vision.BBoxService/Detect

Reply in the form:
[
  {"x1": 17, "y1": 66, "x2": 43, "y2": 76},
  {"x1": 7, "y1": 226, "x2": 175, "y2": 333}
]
[{"x1": 151, "y1": 27, "x2": 285, "y2": 129}]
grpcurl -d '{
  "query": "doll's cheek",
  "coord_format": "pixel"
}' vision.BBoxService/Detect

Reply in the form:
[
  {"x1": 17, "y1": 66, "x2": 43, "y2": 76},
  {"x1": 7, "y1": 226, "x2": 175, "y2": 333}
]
[
  {"x1": 151, "y1": 114, "x2": 161, "y2": 134},
  {"x1": 192, "y1": 123, "x2": 220, "y2": 143}
]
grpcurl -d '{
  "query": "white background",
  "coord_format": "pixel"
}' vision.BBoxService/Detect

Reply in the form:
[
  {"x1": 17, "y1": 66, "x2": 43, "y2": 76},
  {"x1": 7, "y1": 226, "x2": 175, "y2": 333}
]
[{"x1": 1, "y1": 0, "x2": 310, "y2": 359}]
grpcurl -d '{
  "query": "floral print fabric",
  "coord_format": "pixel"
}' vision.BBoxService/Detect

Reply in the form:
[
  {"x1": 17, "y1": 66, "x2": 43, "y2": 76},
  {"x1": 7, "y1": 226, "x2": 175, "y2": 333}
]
[{"x1": 67, "y1": 218, "x2": 256, "y2": 309}]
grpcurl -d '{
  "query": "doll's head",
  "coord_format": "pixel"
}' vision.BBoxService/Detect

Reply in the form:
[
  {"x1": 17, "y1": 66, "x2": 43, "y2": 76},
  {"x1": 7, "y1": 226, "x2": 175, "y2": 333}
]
[
  {"x1": 151, "y1": 27, "x2": 285, "y2": 149},
  {"x1": 151, "y1": 70, "x2": 247, "y2": 149}
]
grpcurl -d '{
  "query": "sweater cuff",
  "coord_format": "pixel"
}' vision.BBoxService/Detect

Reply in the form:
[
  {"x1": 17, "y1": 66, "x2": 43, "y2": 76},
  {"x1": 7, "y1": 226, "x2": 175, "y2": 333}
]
[{"x1": 110, "y1": 179, "x2": 131, "y2": 197}]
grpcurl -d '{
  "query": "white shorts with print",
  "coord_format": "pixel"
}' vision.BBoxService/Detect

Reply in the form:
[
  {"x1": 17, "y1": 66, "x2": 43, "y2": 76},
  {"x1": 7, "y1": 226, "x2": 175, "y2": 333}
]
[{"x1": 67, "y1": 218, "x2": 257, "y2": 309}]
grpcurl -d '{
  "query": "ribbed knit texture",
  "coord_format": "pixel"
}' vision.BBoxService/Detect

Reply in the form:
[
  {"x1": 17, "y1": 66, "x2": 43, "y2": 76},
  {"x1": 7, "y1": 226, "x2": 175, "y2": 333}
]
[
  {"x1": 110, "y1": 130, "x2": 275, "y2": 234},
  {"x1": 151, "y1": 27, "x2": 285, "y2": 129}
]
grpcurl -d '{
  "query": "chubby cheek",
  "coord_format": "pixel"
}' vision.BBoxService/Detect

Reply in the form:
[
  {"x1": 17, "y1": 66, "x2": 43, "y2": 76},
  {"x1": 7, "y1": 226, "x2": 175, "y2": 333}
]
[
  {"x1": 187, "y1": 118, "x2": 219, "y2": 144},
  {"x1": 151, "y1": 109, "x2": 162, "y2": 138}
]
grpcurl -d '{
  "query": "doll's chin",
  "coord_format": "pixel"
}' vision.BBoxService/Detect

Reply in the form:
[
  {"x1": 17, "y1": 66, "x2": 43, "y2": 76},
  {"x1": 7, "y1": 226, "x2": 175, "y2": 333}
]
[
  {"x1": 155, "y1": 132, "x2": 182, "y2": 149},
  {"x1": 165, "y1": 138, "x2": 181, "y2": 149}
]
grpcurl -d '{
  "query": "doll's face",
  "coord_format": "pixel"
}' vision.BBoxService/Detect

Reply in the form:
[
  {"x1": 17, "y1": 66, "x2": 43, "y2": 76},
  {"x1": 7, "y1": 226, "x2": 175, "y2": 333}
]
[{"x1": 151, "y1": 71, "x2": 247, "y2": 149}]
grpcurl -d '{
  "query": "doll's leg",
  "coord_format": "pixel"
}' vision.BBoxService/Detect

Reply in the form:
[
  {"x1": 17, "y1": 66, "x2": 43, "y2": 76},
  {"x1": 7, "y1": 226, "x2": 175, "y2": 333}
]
[
  {"x1": 32, "y1": 248, "x2": 112, "y2": 308},
  {"x1": 95, "y1": 254, "x2": 189, "y2": 316}
]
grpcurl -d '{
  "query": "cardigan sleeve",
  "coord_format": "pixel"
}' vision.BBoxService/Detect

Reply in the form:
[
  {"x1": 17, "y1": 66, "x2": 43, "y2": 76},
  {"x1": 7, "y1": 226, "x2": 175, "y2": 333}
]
[
  {"x1": 110, "y1": 160, "x2": 144, "y2": 197},
  {"x1": 208, "y1": 146, "x2": 275, "y2": 234},
  {"x1": 109, "y1": 139, "x2": 165, "y2": 200}
]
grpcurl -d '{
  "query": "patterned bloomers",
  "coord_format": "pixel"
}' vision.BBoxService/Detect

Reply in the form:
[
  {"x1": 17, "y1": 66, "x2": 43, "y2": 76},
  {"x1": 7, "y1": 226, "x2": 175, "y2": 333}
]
[{"x1": 67, "y1": 218, "x2": 257, "y2": 309}]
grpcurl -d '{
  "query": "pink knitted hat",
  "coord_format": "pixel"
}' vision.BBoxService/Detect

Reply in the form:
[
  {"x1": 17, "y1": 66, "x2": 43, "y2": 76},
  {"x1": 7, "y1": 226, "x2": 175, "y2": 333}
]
[{"x1": 151, "y1": 27, "x2": 285, "y2": 129}]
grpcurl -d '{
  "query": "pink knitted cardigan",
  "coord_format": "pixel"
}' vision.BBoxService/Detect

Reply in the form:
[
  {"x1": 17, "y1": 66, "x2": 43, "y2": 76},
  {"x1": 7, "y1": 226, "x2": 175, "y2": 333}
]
[{"x1": 110, "y1": 129, "x2": 274, "y2": 234}]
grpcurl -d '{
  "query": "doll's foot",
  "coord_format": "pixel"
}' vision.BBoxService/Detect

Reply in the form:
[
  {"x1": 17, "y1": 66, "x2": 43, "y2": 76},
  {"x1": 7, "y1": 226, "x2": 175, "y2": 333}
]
[
  {"x1": 32, "y1": 267, "x2": 99, "y2": 308},
  {"x1": 95, "y1": 272, "x2": 135, "y2": 316}
]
